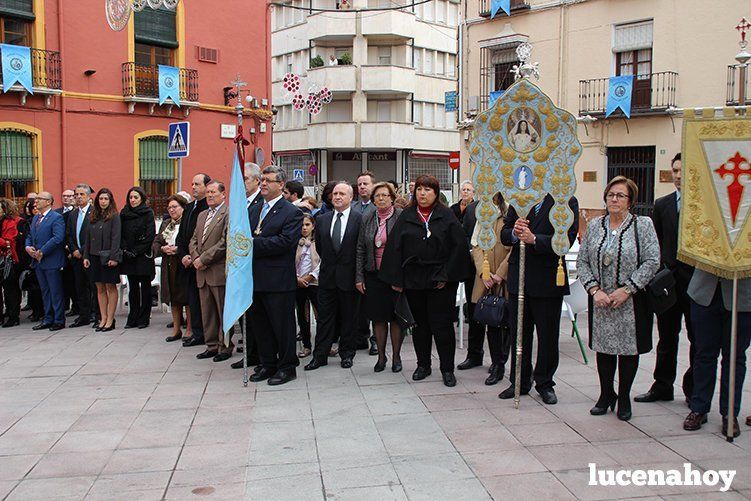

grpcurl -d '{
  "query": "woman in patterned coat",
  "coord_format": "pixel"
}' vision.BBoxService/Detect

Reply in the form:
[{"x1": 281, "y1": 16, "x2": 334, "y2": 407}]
[{"x1": 577, "y1": 176, "x2": 659, "y2": 421}]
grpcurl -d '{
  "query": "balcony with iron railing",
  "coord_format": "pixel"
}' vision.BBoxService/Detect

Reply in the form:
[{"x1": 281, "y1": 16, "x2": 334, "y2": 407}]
[
  {"x1": 122, "y1": 62, "x2": 199, "y2": 113},
  {"x1": 0, "y1": 46, "x2": 62, "y2": 106},
  {"x1": 578, "y1": 71, "x2": 678, "y2": 117},
  {"x1": 726, "y1": 64, "x2": 751, "y2": 106},
  {"x1": 479, "y1": 0, "x2": 530, "y2": 18}
]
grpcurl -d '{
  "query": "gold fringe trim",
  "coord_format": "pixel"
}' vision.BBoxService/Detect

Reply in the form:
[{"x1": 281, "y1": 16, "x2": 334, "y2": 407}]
[
  {"x1": 677, "y1": 251, "x2": 751, "y2": 280},
  {"x1": 556, "y1": 260, "x2": 565, "y2": 286}
]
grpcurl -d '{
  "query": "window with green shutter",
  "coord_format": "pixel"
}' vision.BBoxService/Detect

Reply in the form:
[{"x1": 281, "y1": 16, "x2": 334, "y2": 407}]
[
  {"x1": 0, "y1": 128, "x2": 37, "y2": 205},
  {"x1": 0, "y1": 0, "x2": 35, "y2": 21},
  {"x1": 139, "y1": 136, "x2": 175, "y2": 181},
  {"x1": 134, "y1": 7, "x2": 177, "y2": 48}
]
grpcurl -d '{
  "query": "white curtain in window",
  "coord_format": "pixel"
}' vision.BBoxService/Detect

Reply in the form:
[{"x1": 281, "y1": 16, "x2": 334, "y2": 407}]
[
  {"x1": 436, "y1": 52, "x2": 445, "y2": 75},
  {"x1": 447, "y1": 54, "x2": 456, "y2": 77},
  {"x1": 446, "y1": 109, "x2": 456, "y2": 129},
  {"x1": 414, "y1": 48, "x2": 422, "y2": 72},
  {"x1": 424, "y1": 50, "x2": 433, "y2": 74},
  {"x1": 435, "y1": 104, "x2": 445, "y2": 128},
  {"x1": 423, "y1": 103, "x2": 434, "y2": 127},
  {"x1": 379, "y1": 46, "x2": 392, "y2": 65},
  {"x1": 377, "y1": 101, "x2": 391, "y2": 121},
  {"x1": 414, "y1": 101, "x2": 422, "y2": 125},
  {"x1": 447, "y1": 1, "x2": 457, "y2": 26},
  {"x1": 613, "y1": 20, "x2": 653, "y2": 52},
  {"x1": 424, "y1": 0, "x2": 435, "y2": 22},
  {"x1": 436, "y1": 0, "x2": 446, "y2": 24}
]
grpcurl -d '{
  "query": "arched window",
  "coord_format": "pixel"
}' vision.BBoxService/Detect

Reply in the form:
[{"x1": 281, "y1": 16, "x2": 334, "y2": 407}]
[
  {"x1": 0, "y1": 127, "x2": 38, "y2": 207},
  {"x1": 138, "y1": 135, "x2": 175, "y2": 216}
]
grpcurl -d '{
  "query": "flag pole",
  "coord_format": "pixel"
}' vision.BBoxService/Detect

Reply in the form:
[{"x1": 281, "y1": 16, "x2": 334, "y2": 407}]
[
  {"x1": 726, "y1": 272, "x2": 739, "y2": 441},
  {"x1": 514, "y1": 241, "x2": 526, "y2": 409}
]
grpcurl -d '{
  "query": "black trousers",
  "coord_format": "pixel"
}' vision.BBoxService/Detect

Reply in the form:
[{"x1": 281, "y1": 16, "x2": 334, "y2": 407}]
[
  {"x1": 507, "y1": 295, "x2": 563, "y2": 392},
  {"x1": 407, "y1": 284, "x2": 458, "y2": 372},
  {"x1": 652, "y1": 277, "x2": 695, "y2": 398},
  {"x1": 126, "y1": 275, "x2": 152, "y2": 327},
  {"x1": 313, "y1": 288, "x2": 359, "y2": 361},
  {"x1": 2, "y1": 265, "x2": 20, "y2": 322},
  {"x1": 242, "y1": 309, "x2": 260, "y2": 366},
  {"x1": 70, "y1": 258, "x2": 92, "y2": 322},
  {"x1": 251, "y1": 291, "x2": 299, "y2": 372},
  {"x1": 690, "y1": 289, "x2": 751, "y2": 416},
  {"x1": 295, "y1": 285, "x2": 318, "y2": 350},
  {"x1": 187, "y1": 270, "x2": 204, "y2": 342}
]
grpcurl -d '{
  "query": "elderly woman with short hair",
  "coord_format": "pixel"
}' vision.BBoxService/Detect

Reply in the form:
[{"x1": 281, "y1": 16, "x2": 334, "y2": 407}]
[{"x1": 577, "y1": 176, "x2": 660, "y2": 421}]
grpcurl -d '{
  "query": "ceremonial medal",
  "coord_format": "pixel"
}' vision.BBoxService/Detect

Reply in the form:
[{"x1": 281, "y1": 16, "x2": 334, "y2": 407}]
[
  {"x1": 375, "y1": 239, "x2": 382, "y2": 248},
  {"x1": 603, "y1": 253, "x2": 612, "y2": 267}
]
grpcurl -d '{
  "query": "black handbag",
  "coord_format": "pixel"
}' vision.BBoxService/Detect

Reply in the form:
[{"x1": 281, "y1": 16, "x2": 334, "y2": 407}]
[
  {"x1": 634, "y1": 218, "x2": 677, "y2": 315},
  {"x1": 473, "y1": 292, "x2": 507, "y2": 327},
  {"x1": 393, "y1": 291, "x2": 416, "y2": 330}
]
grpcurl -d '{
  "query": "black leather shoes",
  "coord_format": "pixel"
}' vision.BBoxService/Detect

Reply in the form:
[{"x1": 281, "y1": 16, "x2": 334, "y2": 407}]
[
  {"x1": 374, "y1": 356, "x2": 387, "y2": 373},
  {"x1": 304, "y1": 358, "x2": 328, "y2": 371},
  {"x1": 2, "y1": 318, "x2": 19, "y2": 328},
  {"x1": 392, "y1": 360, "x2": 402, "y2": 373},
  {"x1": 124, "y1": 323, "x2": 137, "y2": 329},
  {"x1": 368, "y1": 339, "x2": 378, "y2": 356},
  {"x1": 412, "y1": 367, "x2": 431, "y2": 381},
  {"x1": 590, "y1": 394, "x2": 618, "y2": 416},
  {"x1": 634, "y1": 389, "x2": 674, "y2": 403},
  {"x1": 442, "y1": 371, "x2": 457, "y2": 387},
  {"x1": 69, "y1": 318, "x2": 89, "y2": 328},
  {"x1": 340, "y1": 358, "x2": 353, "y2": 369},
  {"x1": 499, "y1": 385, "x2": 529, "y2": 399},
  {"x1": 484, "y1": 364, "x2": 504, "y2": 385},
  {"x1": 165, "y1": 333, "x2": 183, "y2": 342},
  {"x1": 213, "y1": 353, "x2": 231, "y2": 362},
  {"x1": 457, "y1": 358, "x2": 482, "y2": 370},
  {"x1": 182, "y1": 337, "x2": 205, "y2": 347},
  {"x1": 32, "y1": 322, "x2": 52, "y2": 331},
  {"x1": 249, "y1": 367, "x2": 274, "y2": 382},
  {"x1": 538, "y1": 388, "x2": 558, "y2": 405},
  {"x1": 230, "y1": 359, "x2": 260, "y2": 370},
  {"x1": 49, "y1": 324, "x2": 65, "y2": 331},
  {"x1": 138, "y1": 323, "x2": 149, "y2": 329},
  {"x1": 196, "y1": 350, "x2": 218, "y2": 360},
  {"x1": 268, "y1": 369, "x2": 296, "y2": 386}
]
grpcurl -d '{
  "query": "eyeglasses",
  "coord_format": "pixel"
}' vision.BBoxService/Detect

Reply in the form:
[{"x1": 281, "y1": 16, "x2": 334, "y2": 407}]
[
  {"x1": 606, "y1": 193, "x2": 630, "y2": 200},
  {"x1": 261, "y1": 178, "x2": 281, "y2": 184},
  {"x1": 373, "y1": 193, "x2": 391, "y2": 199}
]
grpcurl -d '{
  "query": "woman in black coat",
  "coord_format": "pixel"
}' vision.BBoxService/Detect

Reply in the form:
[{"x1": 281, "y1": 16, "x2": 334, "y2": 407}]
[
  {"x1": 120, "y1": 187, "x2": 156, "y2": 328},
  {"x1": 380, "y1": 175, "x2": 473, "y2": 387}
]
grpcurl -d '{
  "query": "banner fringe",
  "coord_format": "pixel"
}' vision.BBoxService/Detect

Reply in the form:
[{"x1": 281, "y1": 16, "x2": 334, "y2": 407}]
[{"x1": 678, "y1": 252, "x2": 751, "y2": 280}]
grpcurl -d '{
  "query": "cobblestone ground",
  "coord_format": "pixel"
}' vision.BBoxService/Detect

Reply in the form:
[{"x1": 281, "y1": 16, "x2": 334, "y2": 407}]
[{"x1": 0, "y1": 310, "x2": 750, "y2": 500}]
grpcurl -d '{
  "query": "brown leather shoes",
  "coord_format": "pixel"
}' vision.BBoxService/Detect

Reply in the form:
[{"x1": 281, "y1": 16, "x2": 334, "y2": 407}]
[
  {"x1": 683, "y1": 411, "x2": 708, "y2": 431},
  {"x1": 722, "y1": 416, "x2": 741, "y2": 438},
  {"x1": 746, "y1": 415, "x2": 751, "y2": 427}
]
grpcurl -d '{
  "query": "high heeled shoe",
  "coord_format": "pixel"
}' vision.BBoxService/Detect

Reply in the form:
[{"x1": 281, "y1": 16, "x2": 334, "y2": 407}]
[
  {"x1": 590, "y1": 393, "x2": 618, "y2": 416},
  {"x1": 391, "y1": 360, "x2": 402, "y2": 373},
  {"x1": 374, "y1": 356, "x2": 388, "y2": 373},
  {"x1": 617, "y1": 397, "x2": 632, "y2": 421},
  {"x1": 101, "y1": 319, "x2": 116, "y2": 332}
]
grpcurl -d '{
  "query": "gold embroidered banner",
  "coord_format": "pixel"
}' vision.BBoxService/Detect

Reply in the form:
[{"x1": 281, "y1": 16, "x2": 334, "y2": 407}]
[{"x1": 679, "y1": 112, "x2": 751, "y2": 278}]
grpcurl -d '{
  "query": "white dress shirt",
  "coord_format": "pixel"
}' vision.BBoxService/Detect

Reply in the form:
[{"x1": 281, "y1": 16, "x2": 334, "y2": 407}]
[
  {"x1": 247, "y1": 189, "x2": 261, "y2": 207},
  {"x1": 330, "y1": 206, "x2": 351, "y2": 245}
]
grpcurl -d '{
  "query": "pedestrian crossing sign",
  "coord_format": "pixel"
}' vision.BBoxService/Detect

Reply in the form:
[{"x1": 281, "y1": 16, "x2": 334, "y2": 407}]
[{"x1": 168, "y1": 122, "x2": 190, "y2": 158}]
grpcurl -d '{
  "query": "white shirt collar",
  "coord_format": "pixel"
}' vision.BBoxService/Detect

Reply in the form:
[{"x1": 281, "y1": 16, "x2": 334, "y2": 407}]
[
  {"x1": 336, "y1": 206, "x2": 351, "y2": 218},
  {"x1": 265, "y1": 194, "x2": 284, "y2": 209},
  {"x1": 40, "y1": 208, "x2": 52, "y2": 217},
  {"x1": 209, "y1": 202, "x2": 224, "y2": 212},
  {"x1": 247, "y1": 189, "x2": 261, "y2": 204}
]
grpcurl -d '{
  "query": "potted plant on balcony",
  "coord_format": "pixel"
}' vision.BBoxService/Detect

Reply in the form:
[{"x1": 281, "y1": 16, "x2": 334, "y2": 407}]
[
  {"x1": 310, "y1": 55, "x2": 324, "y2": 68},
  {"x1": 340, "y1": 52, "x2": 352, "y2": 65}
]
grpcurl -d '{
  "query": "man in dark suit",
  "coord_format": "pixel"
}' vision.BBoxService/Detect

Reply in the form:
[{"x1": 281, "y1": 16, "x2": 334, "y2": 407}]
[
  {"x1": 56, "y1": 189, "x2": 77, "y2": 317},
  {"x1": 636, "y1": 153, "x2": 696, "y2": 404},
  {"x1": 25, "y1": 192, "x2": 67, "y2": 331},
  {"x1": 305, "y1": 181, "x2": 363, "y2": 370},
  {"x1": 66, "y1": 184, "x2": 94, "y2": 327},
  {"x1": 498, "y1": 194, "x2": 579, "y2": 404},
  {"x1": 178, "y1": 173, "x2": 210, "y2": 347},
  {"x1": 248, "y1": 166, "x2": 303, "y2": 385},
  {"x1": 231, "y1": 163, "x2": 264, "y2": 371},
  {"x1": 352, "y1": 171, "x2": 377, "y2": 355}
]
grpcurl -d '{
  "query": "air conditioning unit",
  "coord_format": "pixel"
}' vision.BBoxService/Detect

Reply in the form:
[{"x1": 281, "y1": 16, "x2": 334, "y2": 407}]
[{"x1": 468, "y1": 95, "x2": 480, "y2": 113}]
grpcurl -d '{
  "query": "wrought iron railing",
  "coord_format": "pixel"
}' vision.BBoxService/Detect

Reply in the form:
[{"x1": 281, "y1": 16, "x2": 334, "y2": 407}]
[
  {"x1": 479, "y1": 0, "x2": 529, "y2": 17},
  {"x1": 578, "y1": 71, "x2": 678, "y2": 116},
  {"x1": 726, "y1": 64, "x2": 751, "y2": 106},
  {"x1": 122, "y1": 62, "x2": 199, "y2": 102},
  {"x1": 0, "y1": 47, "x2": 61, "y2": 90}
]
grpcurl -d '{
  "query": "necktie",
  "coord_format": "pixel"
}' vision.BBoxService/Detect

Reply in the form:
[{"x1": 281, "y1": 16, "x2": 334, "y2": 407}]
[
  {"x1": 332, "y1": 212, "x2": 343, "y2": 253},
  {"x1": 260, "y1": 202, "x2": 270, "y2": 222},
  {"x1": 35, "y1": 214, "x2": 44, "y2": 229},
  {"x1": 676, "y1": 191, "x2": 681, "y2": 214},
  {"x1": 534, "y1": 202, "x2": 543, "y2": 217},
  {"x1": 76, "y1": 208, "x2": 85, "y2": 248},
  {"x1": 202, "y1": 209, "x2": 216, "y2": 242}
]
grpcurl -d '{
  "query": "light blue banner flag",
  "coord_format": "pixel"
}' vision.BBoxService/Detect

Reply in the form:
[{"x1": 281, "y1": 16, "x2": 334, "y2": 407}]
[
  {"x1": 489, "y1": 90, "x2": 504, "y2": 108},
  {"x1": 222, "y1": 152, "x2": 254, "y2": 340},
  {"x1": 605, "y1": 75, "x2": 634, "y2": 118},
  {"x1": 1, "y1": 44, "x2": 33, "y2": 94},
  {"x1": 158, "y1": 64, "x2": 180, "y2": 106},
  {"x1": 491, "y1": 0, "x2": 510, "y2": 18}
]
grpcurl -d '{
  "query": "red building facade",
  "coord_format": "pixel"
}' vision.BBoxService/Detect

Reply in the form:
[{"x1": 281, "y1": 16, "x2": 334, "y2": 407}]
[{"x1": 0, "y1": 0, "x2": 272, "y2": 213}]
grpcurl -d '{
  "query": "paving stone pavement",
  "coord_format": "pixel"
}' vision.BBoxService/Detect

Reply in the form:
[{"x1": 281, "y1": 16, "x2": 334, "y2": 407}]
[{"x1": 0, "y1": 311, "x2": 750, "y2": 500}]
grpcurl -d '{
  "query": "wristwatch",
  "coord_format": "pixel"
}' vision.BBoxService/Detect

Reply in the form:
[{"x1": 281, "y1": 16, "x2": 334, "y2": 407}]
[{"x1": 623, "y1": 284, "x2": 636, "y2": 295}]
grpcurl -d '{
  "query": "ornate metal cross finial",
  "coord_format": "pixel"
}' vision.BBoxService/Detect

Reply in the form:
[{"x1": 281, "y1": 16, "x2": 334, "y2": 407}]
[
  {"x1": 737, "y1": 17, "x2": 750, "y2": 47},
  {"x1": 511, "y1": 42, "x2": 540, "y2": 81},
  {"x1": 231, "y1": 74, "x2": 247, "y2": 97}
]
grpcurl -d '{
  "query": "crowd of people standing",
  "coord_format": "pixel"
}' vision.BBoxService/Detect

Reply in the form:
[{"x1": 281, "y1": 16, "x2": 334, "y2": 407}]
[{"x1": 2, "y1": 152, "x2": 749, "y2": 435}]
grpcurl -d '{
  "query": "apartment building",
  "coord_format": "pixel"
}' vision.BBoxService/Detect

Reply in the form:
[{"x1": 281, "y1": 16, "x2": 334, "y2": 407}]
[
  {"x1": 271, "y1": 0, "x2": 461, "y2": 197},
  {"x1": 459, "y1": 0, "x2": 749, "y2": 213}
]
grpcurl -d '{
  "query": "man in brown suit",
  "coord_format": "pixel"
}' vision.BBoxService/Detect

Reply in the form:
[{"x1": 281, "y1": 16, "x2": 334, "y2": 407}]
[{"x1": 189, "y1": 181, "x2": 232, "y2": 362}]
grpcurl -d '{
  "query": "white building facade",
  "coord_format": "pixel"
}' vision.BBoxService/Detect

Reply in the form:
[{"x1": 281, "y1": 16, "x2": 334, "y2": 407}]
[{"x1": 271, "y1": 0, "x2": 461, "y2": 197}]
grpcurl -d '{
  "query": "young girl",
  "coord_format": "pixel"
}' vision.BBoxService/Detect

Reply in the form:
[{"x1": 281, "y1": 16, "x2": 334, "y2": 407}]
[{"x1": 295, "y1": 213, "x2": 320, "y2": 357}]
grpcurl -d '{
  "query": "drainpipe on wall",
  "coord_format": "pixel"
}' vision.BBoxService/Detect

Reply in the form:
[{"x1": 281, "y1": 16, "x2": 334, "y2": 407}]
[
  {"x1": 57, "y1": 0, "x2": 67, "y2": 193},
  {"x1": 266, "y1": 1, "x2": 274, "y2": 164}
]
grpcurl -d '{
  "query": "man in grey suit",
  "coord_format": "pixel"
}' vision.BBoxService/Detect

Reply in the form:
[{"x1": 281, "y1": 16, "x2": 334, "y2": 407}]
[
  {"x1": 352, "y1": 171, "x2": 377, "y2": 354},
  {"x1": 683, "y1": 269, "x2": 751, "y2": 437}
]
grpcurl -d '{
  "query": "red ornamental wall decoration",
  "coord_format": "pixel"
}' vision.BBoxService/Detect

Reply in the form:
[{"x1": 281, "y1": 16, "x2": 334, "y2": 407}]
[{"x1": 282, "y1": 73, "x2": 332, "y2": 116}]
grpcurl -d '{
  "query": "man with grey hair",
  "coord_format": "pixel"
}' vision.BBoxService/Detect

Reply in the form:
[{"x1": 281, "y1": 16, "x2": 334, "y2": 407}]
[
  {"x1": 306, "y1": 181, "x2": 363, "y2": 370},
  {"x1": 245, "y1": 165, "x2": 303, "y2": 385},
  {"x1": 67, "y1": 184, "x2": 95, "y2": 327},
  {"x1": 245, "y1": 162, "x2": 263, "y2": 209}
]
